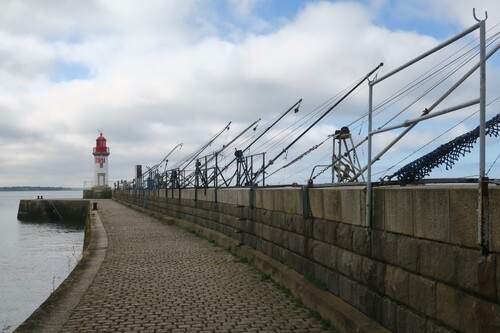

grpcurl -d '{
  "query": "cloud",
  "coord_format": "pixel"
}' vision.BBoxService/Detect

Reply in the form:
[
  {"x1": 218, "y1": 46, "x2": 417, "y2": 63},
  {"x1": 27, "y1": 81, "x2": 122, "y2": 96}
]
[
  {"x1": 1, "y1": 0, "x2": 499, "y2": 187},
  {"x1": 0, "y1": 32, "x2": 54, "y2": 87}
]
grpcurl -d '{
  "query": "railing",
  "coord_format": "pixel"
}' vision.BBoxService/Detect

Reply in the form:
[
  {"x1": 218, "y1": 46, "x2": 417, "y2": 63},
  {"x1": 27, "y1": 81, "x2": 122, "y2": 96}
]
[{"x1": 361, "y1": 13, "x2": 497, "y2": 254}]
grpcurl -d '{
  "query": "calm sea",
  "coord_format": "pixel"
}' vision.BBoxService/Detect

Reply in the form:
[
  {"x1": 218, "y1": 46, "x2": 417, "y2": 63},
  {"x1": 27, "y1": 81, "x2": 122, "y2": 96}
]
[{"x1": 0, "y1": 190, "x2": 84, "y2": 333}]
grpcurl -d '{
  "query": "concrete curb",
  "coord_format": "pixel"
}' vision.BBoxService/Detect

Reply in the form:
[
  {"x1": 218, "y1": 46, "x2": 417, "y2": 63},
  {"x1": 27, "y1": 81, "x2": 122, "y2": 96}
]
[
  {"x1": 14, "y1": 202, "x2": 108, "y2": 333},
  {"x1": 118, "y1": 199, "x2": 390, "y2": 333}
]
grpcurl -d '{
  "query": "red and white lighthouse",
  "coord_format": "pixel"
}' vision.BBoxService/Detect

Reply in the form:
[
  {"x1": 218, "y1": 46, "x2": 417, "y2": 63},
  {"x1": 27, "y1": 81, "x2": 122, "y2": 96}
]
[{"x1": 93, "y1": 132, "x2": 110, "y2": 187}]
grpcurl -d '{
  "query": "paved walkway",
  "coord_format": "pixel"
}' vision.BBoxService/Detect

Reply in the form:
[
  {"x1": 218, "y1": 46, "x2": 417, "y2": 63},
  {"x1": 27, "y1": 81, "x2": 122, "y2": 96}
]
[{"x1": 58, "y1": 200, "x2": 331, "y2": 332}]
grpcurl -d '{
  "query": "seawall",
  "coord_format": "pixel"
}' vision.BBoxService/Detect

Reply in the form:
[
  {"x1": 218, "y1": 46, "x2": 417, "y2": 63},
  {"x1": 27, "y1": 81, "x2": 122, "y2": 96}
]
[
  {"x1": 114, "y1": 185, "x2": 500, "y2": 332},
  {"x1": 15, "y1": 200, "x2": 108, "y2": 333}
]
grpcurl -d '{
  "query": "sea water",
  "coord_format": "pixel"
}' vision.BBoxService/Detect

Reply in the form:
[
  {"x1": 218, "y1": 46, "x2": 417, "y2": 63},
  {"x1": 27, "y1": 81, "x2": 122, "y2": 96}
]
[{"x1": 0, "y1": 190, "x2": 84, "y2": 333}]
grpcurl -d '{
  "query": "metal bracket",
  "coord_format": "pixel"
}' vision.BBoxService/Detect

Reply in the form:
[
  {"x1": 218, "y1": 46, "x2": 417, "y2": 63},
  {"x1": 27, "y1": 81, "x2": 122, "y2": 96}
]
[{"x1": 473, "y1": 8, "x2": 488, "y2": 22}]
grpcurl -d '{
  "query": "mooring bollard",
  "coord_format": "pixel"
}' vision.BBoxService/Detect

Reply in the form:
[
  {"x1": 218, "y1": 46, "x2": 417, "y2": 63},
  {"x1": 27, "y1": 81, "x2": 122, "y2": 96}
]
[{"x1": 92, "y1": 202, "x2": 98, "y2": 210}]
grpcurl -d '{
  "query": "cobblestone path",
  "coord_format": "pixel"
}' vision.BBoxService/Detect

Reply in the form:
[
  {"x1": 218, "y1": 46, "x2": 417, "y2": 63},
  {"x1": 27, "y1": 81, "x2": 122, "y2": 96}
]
[{"x1": 58, "y1": 200, "x2": 331, "y2": 332}]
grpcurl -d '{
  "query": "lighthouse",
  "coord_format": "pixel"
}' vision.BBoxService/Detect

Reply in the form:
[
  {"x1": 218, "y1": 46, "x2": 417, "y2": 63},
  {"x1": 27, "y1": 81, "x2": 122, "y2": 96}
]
[
  {"x1": 83, "y1": 132, "x2": 112, "y2": 199},
  {"x1": 93, "y1": 132, "x2": 110, "y2": 187}
]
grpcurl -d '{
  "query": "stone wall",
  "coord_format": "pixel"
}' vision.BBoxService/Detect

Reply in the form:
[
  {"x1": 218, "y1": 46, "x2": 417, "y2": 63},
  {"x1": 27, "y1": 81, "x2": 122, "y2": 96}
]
[
  {"x1": 114, "y1": 185, "x2": 500, "y2": 332},
  {"x1": 17, "y1": 199, "x2": 89, "y2": 225},
  {"x1": 83, "y1": 186, "x2": 112, "y2": 199}
]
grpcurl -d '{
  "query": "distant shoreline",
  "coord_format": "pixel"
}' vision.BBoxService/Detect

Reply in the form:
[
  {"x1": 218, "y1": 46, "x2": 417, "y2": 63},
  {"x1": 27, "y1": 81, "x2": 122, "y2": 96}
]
[{"x1": 0, "y1": 186, "x2": 79, "y2": 191}]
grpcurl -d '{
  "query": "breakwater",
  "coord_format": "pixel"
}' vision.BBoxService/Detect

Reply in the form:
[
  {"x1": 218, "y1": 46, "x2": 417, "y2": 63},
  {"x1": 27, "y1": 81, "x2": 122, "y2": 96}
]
[
  {"x1": 114, "y1": 185, "x2": 500, "y2": 333},
  {"x1": 17, "y1": 199, "x2": 89, "y2": 225}
]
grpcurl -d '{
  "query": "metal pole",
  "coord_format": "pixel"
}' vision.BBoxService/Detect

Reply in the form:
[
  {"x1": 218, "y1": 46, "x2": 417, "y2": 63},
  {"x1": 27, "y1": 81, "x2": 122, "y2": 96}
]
[
  {"x1": 477, "y1": 15, "x2": 489, "y2": 253},
  {"x1": 480, "y1": 19, "x2": 487, "y2": 179},
  {"x1": 262, "y1": 153, "x2": 266, "y2": 186},
  {"x1": 370, "y1": 98, "x2": 480, "y2": 135},
  {"x1": 332, "y1": 135, "x2": 336, "y2": 183},
  {"x1": 350, "y1": 136, "x2": 365, "y2": 181},
  {"x1": 373, "y1": 22, "x2": 480, "y2": 85},
  {"x1": 366, "y1": 84, "x2": 374, "y2": 228},
  {"x1": 215, "y1": 153, "x2": 218, "y2": 203}
]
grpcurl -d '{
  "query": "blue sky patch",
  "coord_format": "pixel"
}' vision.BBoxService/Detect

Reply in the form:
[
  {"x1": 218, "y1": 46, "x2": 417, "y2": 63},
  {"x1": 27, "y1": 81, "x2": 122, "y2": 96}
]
[
  {"x1": 50, "y1": 60, "x2": 92, "y2": 82},
  {"x1": 252, "y1": 0, "x2": 310, "y2": 22},
  {"x1": 206, "y1": 0, "x2": 313, "y2": 38}
]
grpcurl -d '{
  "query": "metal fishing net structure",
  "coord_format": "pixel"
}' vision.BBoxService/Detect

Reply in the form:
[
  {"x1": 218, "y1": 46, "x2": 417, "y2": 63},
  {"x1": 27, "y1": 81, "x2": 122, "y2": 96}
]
[{"x1": 390, "y1": 113, "x2": 500, "y2": 185}]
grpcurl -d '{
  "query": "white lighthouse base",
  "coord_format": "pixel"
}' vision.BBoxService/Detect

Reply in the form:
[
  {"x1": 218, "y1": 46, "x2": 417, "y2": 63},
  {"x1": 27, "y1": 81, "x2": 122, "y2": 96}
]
[{"x1": 83, "y1": 186, "x2": 112, "y2": 199}]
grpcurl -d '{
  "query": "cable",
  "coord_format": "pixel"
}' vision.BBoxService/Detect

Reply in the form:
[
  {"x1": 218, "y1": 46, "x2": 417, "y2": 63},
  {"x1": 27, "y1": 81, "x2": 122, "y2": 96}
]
[{"x1": 266, "y1": 135, "x2": 331, "y2": 179}]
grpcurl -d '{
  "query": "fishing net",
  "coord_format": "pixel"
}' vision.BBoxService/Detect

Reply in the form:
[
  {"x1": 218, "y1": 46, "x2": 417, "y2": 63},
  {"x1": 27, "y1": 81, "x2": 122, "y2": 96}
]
[{"x1": 390, "y1": 113, "x2": 500, "y2": 185}]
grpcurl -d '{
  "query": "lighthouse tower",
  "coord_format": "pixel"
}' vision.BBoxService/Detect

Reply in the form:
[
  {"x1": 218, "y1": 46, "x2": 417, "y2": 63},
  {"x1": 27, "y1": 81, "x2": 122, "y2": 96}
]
[
  {"x1": 93, "y1": 132, "x2": 110, "y2": 187},
  {"x1": 84, "y1": 132, "x2": 112, "y2": 199}
]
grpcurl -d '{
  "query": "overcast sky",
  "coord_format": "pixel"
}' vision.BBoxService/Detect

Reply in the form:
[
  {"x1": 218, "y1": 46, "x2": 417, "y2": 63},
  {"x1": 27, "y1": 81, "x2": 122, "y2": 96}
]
[{"x1": 2, "y1": 0, "x2": 500, "y2": 188}]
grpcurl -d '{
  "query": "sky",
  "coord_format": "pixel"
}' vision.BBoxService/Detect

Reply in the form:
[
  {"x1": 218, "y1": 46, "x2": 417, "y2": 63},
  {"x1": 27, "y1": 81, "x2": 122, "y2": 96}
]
[{"x1": 2, "y1": 0, "x2": 500, "y2": 188}]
